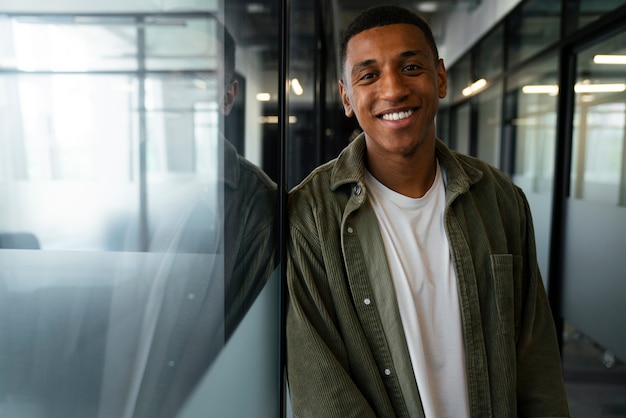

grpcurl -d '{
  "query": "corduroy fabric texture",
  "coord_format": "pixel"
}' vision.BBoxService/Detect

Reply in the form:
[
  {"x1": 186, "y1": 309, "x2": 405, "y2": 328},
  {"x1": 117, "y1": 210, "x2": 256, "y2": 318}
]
[{"x1": 286, "y1": 133, "x2": 570, "y2": 418}]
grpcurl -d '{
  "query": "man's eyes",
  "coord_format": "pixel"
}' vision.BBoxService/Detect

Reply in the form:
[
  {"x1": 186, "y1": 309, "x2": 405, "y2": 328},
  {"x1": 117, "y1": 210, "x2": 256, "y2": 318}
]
[{"x1": 403, "y1": 64, "x2": 423, "y2": 72}]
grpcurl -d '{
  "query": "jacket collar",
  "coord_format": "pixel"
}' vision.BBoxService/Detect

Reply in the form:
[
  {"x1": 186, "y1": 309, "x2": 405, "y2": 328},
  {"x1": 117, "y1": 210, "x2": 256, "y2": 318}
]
[
  {"x1": 330, "y1": 132, "x2": 483, "y2": 194},
  {"x1": 222, "y1": 136, "x2": 240, "y2": 189}
]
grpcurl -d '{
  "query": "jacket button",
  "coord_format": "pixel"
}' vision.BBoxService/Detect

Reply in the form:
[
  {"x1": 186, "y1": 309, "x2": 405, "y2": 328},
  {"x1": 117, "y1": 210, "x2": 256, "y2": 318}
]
[
  {"x1": 347, "y1": 227, "x2": 354, "y2": 234},
  {"x1": 364, "y1": 298, "x2": 371, "y2": 305}
]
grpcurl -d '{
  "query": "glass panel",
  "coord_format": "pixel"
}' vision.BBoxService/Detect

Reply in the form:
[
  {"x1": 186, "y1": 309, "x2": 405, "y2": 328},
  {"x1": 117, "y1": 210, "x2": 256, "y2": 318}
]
[
  {"x1": 0, "y1": 8, "x2": 280, "y2": 418},
  {"x1": 0, "y1": 15, "x2": 138, "y2": 72},
  {"x1": 451, "y1": 103, "x2": 471, "y2": 155},
  {"x1": 476, "y1": 82, "x2": 503, "y2": 166},
  {"x1": 570, "y1": 31, "x2": 626, "y2": 206},
  {"x1": 507, "y1": 0, "x2": 561, "y2": 68},
  {"x1": 506, "y1": 56, "x2": 559, "y2": 283},
  {"x1": 578, "y1": 0, "x2": 626, "y2": 29},
  {"x1": 562, "y1": 28, "x2": 626, "y2": 412},
  {"x1": 447, "y1": 53, "x2": 471, "y2": 104},
  {"x1": 475, "y1": 24, "x2": 503, "y2": 81},
  {"x1": 145, "y1": 18, "x2": 222, "y2": 72},
  {"x1": 508, "y1": 57, "x2": 559, "y2": 195}
]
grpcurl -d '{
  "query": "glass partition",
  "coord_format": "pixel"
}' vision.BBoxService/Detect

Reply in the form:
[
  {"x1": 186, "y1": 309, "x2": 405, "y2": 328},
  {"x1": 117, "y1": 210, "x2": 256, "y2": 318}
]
[
  {"x1": 0, "y1": 5, "x2": 281, "y2": 418},
  {"x1": 506, "y1": 57, "x2": 559, "y2": 283},
  {"x1": 507, "y1": 0, "x2": 561, "y2": 68},
  {"x1": 578, "y1": 0, "x2": 626, "y2": 29},
  {"x1": 563, "y1": 28, "x2": 626, "y2": 368},
  {"x1": 476, "y1": 82, "x2": 503, "y2": 166}
]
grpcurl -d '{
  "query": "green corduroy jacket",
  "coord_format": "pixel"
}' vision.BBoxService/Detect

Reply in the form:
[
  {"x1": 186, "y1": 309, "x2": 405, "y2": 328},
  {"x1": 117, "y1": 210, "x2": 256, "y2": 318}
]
[{"x1": 286, "y1": 133, "x2": 570, "y2": 418}]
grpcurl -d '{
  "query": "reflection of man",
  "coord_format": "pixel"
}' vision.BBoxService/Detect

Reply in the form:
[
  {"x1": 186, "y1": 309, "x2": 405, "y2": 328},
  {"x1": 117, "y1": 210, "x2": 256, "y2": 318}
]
[
  {"x1": 286, "y1": 5, "x2": 569, "y2": 417},
  {"x1": 126, "y1": 22, "x2": 278, "y2": 418}
]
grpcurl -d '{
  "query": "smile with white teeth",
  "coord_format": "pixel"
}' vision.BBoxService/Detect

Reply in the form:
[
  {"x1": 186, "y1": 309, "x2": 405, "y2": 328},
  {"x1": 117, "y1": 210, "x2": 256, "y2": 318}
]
[{"x1": 381, "y1": 110, "x2": 413, "y2": 121}]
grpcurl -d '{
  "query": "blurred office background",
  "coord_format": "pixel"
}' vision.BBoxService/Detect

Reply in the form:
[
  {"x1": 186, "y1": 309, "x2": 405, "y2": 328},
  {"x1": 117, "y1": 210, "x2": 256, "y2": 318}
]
[{"x1": 0, "y1": 0, "x2": 625, "y2": 416}]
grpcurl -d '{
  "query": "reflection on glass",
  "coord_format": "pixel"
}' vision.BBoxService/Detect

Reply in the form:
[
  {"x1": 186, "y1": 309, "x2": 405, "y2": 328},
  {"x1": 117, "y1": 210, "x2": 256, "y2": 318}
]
[
  {"x1": 0, "y1": 15, "x2": 138, "y2": 72},
  {"x1": 0, "y1": 11, "x2": 278, "y2": 418},
  {"x1": 571, "y1": 31, "x2": 626, "y2": 206},
  {"x1": 447, "y1": 52, "x2": 471, "y2": 103},
  {"x1": 474, "y1": 24, "x2": 503, "y2": 81},
  {"x1": 578, "y1": 0, "x2": 626, "y2": 29},
  {"x1": 508, "y1": 58, "x2": 558, "y2": 195},
  {"x1": 506, "y1": 57, "x2": 558, "y2": 283},
  {"x1": 507, "y1": 0, "x2": 560, "y2": 68},
  {"x1": 476, "y1": 82, "x2": 502, "y2": 166},
  {"x1": 451, "y1": 103, "x2": 471, "y2": 155}
]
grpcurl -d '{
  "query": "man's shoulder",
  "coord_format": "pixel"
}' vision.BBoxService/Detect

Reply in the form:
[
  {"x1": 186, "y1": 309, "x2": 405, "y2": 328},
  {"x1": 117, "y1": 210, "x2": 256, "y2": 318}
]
[
  {"x1": 288, "y1": 159, "x2": 341, "y2": 219},
  {"x1": 290, "y1": 158, "x2": 337, "y2": 194},
  {"x1": 449, "y1": 149, "x2": 518, "y2": 190}
]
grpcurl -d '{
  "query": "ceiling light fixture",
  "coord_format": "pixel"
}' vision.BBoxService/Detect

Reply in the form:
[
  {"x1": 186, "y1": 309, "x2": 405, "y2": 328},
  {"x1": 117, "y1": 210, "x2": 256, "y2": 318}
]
[
  {"x1": 462, "y1": 78, "x2": 487, "y2": 97},
  {"x1": 291, "y1": 78, "x2": 304, "y2": 96},
  {"x1": 256, "y1": 92, "x2": 271, "y2": 102},
  {"x1": 593, "y1": 54, "x2": 626, "y2": 65},
  {"x1": 521, "y1": 83, "x2": 626, "y2": 94}
]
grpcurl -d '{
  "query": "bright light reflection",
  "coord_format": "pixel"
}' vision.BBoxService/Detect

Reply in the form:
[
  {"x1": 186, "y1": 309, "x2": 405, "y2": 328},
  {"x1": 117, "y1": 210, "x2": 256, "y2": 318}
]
[
  {"x1": 462, "y1": 78, "x2": 487, "y2": 97},
  {"x1": 13, "y1": 22, "x2": 90, "y2": 72},
  {"x1": 522, "y1": 83, "x2": 626, "y2": 94},
  {"x1": 291, "y1": 78, "x2": 304, "y2": 96},
  {"x1": 593, "y1": 54, "x2": 626, "y2": 65},
  {"x1": 256, "y1": 92, "x2": 271, "y2": 102}
]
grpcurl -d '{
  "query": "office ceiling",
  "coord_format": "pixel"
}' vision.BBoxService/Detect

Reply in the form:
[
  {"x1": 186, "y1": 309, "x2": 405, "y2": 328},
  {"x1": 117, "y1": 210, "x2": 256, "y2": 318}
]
[{"x1": 0, "y1": 0, "x2": 481, "y2": 103}]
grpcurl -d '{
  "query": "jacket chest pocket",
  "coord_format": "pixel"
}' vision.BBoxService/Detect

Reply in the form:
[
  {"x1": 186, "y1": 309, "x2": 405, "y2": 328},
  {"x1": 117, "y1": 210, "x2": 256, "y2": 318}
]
[{"x1": 490, "y1": 254, "x2": 522, "y2": 337}]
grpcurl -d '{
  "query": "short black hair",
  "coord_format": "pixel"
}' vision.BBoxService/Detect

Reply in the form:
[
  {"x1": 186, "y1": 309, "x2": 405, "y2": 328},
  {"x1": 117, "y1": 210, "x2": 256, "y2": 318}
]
[{"x1": 340, "y1": 5, "x2": 439, "y2": 77}]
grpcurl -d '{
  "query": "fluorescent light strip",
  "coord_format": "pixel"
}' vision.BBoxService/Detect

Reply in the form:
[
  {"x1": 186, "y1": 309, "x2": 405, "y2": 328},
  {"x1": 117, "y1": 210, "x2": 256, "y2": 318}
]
[
  {"x1": 522, "y1": 83, "x2": 626, "y2": 94},
  {"x1": 593, "y1": 54, "x2": 626, "y2": 65},
  {"x1": 462, "y1": 78, "x2": 487, "y2": 97},
  {"x1": 574, "y1": 83, "x2": 626, "y2": 93}
]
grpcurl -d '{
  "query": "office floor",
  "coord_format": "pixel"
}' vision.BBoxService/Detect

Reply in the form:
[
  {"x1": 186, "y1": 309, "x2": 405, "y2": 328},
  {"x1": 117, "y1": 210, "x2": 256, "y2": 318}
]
[{"x1": 562, "y1": 324, "x2": 626, "y2": 417}]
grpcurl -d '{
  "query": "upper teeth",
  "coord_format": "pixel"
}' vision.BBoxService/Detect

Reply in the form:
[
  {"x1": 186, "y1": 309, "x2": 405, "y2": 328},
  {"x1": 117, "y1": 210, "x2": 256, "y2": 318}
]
[{"x1": 382, "y1": 110, "x2": 413, "y2": 121}]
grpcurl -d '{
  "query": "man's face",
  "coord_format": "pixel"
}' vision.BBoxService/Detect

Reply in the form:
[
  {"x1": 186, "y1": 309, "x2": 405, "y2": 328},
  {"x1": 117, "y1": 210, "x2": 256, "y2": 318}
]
[{"x1": 339, "y1": 23, "x2": 447, "y2": 160}]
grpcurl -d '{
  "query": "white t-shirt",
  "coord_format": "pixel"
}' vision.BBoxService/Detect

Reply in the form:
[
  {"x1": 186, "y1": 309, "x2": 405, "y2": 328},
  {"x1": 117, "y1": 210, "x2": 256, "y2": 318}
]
[{"x1": 364, "y1": 162, "x2": 470, "y2": 418}]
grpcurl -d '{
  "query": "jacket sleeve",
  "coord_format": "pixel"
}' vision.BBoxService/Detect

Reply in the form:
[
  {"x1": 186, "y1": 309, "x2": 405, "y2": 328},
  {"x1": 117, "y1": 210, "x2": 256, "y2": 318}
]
[
  {"x1": 515, "y1": 189, "x2": 570, "y2": 417},
  {"x1": 286, "y1": 223, "x2": 377, "y2": 418}
]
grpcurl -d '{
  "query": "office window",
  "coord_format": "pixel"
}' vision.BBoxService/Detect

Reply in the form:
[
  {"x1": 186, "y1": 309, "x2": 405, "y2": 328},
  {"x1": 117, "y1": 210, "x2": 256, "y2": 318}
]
[
  {"x1": 476, "y1": 82, "x2": 503, "y2": 167},
  {"x1": 507, "y1": 0, "x2": 561, "y2": 68},
  {"x1": 474, "y1": 24, "x2": 504, "y2": 81},
  {"x1": 507, "y1": 57, "x2": 559, "y2": 195},
  {"x1": 447, "y1": 53, "x2": 471, "y2": 104},
  {"x1": 578, "y1": 0, "x2": 626, "y2": 29},
  {"x1": 570, "y1": 31, "x2": 626, "y2": 206},
  {"x1": 0, "y1": 7, "x2": 281, "y2": 418},
  {"x1": 505, "y1": 56, "x2": 559, "y2": 283},
  {"x1": 451, "y1": 103, "x2": 471, "y2": 155}
]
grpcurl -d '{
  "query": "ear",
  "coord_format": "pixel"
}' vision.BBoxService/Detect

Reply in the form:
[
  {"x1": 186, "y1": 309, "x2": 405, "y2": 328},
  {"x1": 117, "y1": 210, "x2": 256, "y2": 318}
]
[
  {"x1": 437, "y1": 59, "x2": 447, "y2": 99},
  {"x1": 223, "y1": 79, "x2": 239, "y2": 116},
  {"x1": 339, "y1": 80, "x2": 354, "y2": 117}
]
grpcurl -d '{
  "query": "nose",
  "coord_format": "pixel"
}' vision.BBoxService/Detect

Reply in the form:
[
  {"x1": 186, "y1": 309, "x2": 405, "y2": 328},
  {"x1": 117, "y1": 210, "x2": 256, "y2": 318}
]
[{"x1": 379, "y1": 70, "x2": 409, "y2": 101}]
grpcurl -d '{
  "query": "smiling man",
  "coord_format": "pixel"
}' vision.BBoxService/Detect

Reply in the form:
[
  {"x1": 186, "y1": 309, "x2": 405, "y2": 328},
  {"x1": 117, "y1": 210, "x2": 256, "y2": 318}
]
[{"x1": 286, "y1": 5, "x2": 570, "y2": 418}]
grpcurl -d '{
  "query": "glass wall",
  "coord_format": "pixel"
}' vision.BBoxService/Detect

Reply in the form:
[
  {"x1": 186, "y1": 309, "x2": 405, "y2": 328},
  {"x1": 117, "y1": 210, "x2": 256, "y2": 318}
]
[
  {"x1": 562, "y1": 29, "x2": 626, "y2": 361},
  {"x1": 506, "y1": 0, "x2": 561, "y2": 68},
  {"x1": 439, "y1": 1, "x2": 626, "y2": 415},
  {"x1": 0, "y1": 2, "x2": 282, "y2": 417},
  {"x1": 506, "y1": 56, "x2": 559, "y2": 281},
  {"x1": 476, "y1": 82, "x2": 503, "y2": 166}
]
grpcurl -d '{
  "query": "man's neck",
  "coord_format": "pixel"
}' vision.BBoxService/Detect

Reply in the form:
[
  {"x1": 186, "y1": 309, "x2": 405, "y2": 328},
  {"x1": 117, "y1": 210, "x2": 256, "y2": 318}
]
[{"x1": 365, "y1": 140, "x2": 437, "y2": 199}]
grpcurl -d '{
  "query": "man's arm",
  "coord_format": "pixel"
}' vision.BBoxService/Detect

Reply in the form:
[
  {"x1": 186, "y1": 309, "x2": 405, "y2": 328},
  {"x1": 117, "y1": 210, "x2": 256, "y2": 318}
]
[
  {"x1": 286, "y1": 224, "x2": 377, "y2": 418},
  {"x1": 515, "y1": 190, "x2": 570, "y2": 417}
]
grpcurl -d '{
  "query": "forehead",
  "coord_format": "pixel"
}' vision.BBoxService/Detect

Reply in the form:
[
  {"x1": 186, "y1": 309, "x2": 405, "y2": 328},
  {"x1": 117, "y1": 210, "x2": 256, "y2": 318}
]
[{"x1": 345, "y1": 23, "x2": 432, "y2": 65}]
